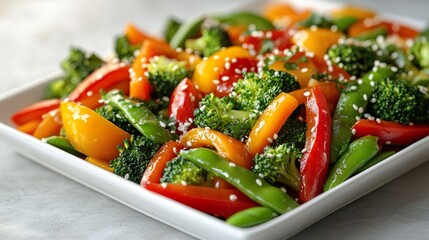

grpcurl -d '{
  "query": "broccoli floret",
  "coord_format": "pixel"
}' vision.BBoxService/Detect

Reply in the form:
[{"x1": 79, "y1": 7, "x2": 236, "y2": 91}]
[
  {"x1": 164, "y1": 18, "x2": 182, "y2": 43},
  {"x1": 114, "y1": 35, "x2": 140, "y2": 63},
  {"x1": 273, "y1": 118, "x2": 307, "y2": 149},
  {"x1": 95, "y1": 104, "x2": 139, "y2": 135},
  {"x1": 147, "y1": 56, "x2": 188, "y2": 98},
  {"x1": 44, "y1": 47, "x2": 104, "y2": 99},
  {"x1": 252, "y1": 144, "x2": 301, "y2": 192},
  {"x1": 327, "y1": 44, "x2": 377, "y2": 77},
  {"x1": 110, "y1": 134, "x2": 162, "y2": 184},
  {"x1": 409, "y1": 34, "x2": 429, "y2": 69},
  {"x1": 160, "y1": 156, "x2": 209, "y2": 186},
  {"x1": 369, "y1": 77, "x2": 429, "y2": 124},
  {"x1": 233, "y1": 69, "x2": 300, "y2": 112},
  {"x1": 193, "y1": 93, "x2": 257, "y2": 140},
  {"x1": 185, "y1": 25, "x2": 232, "y2": 57}
]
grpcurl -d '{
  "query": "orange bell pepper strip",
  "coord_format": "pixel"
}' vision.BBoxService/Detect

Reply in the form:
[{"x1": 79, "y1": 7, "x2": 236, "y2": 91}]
[
  {"x1": 124, "y1": 23, "x2": 161, "y2": 45},
  {"x1": 348, "y1": 19, "x2": 419, "y2": 39},
  {"x1": 264, "y1": 3, "x2": 311, "y2": 28},
  {"x1": 86, "y1": 156, "x2": 114, "y2": 172},
  {"x1": 141, "y1": 140, "x2": 257, "y2": 218},
  {"x1": 179, "y1": 128, "x2": 253, "y2": 169},
  {"x1": 17, "y1": 119, "x2": 42, "y2": 135},
  {"x1": 129, "y1": 39, "x2": 180, "y2": 100},
  {"x1": 60, "y1": 101, "x2": 130, "y2": 161},
  {"x1": 331, "y1": 6, "x2": 376, "y2": 20},
  {"x1": 192, "y1": 46, "x2": 252, "y2": 94},
  {"x1": 33, "y1": 108, "x2": 62, "y2": 139},
  {"x1": 292, "y1": 28, "x2": 344, "y2": 60},
  {"x1": 11, "y1": 98, "x2": 61, "y2": 126},
  {"x1": 68, "y1": 62, "x2": 130, "y2": 109},
  {"x1": 246, "y1": 92, "x2": 299, "y2": 156}
]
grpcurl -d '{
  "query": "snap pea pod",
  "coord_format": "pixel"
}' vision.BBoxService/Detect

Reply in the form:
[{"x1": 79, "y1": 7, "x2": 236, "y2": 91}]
[
  {"x1": 330, "y1": 67, "x2": 395, "y2": 163},
  {"x1": 324, "y1": 135, "x2": 379, "y2": 191},
  {"x1": 180, "y1": 148, "x2": 298, "y2": 214},
  {"x1": 332, "y1": 16, "x2": 358, "y2": 32},
  {"x1": 43, "y1": 136, "x2": 86, "y2": 158},
  {"x1": 169, "y1": 11, "x2": 275, "y2": 49},
  {"x1": 355, "y1": 26, "x2": 388, "y2": 41},
  {"x1": 104, "y1": 91, "x2": 172, "y2": 144},
  {"x1": 226, "y1": 206, "x2": 278, "y2": 227},
  {"x1": 355, "y1": 150, "x2": 396, "y2": 174}
]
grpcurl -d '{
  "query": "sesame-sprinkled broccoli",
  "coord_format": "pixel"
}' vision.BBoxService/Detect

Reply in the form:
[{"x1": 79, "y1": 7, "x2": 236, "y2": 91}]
[
  {"x1": 252, "y1": 144, "x2": 301, "y2": 192},
  {"x1": 147, "y1": 56, "x2": 189, "y2": 99},
  {"x1": 193, "y1": 93, "x2": 258, "y2": 140},
  {"x1": 327, "y1": 43, "x2": 377, "y2": 77},
  {"x1": 185, "y1": 25, "x2": 232, "y2": 57},
  {"x1": 95, "y1": 103, "x2": 140, "y2": 135},
  {"x1": 369, "y1": 77, "x2": 429, "y2": 124},
  {"x1": 110, "y1": 134, "x2": 162, "y2": 184},
  {"x1": 114, "y1": 35, "x2": 140, "y2": 63},
  {"x1": 409, "y1": 32, "x2": 429, "y2": 69},
  {"x1": 44, "y1": 47, "x2": 104, "y2": 99},
  {"x1": 160, "y1": 156, "x2": 210, "y2": 186},
  {"x1": 273, "y1": 118, "x2": 307, "y2": 150},
  {"x1": 233, "y1": 69, "x2": 300, "y2": 112}
]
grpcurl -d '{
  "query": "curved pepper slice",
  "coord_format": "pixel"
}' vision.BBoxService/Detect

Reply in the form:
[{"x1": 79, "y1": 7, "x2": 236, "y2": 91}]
[
  {"x1": 60, "y1": 101, "x2": 130, "y2": 161},
  {"x1": 33, "y1": 108, "x2": 62, "y2": 139},
  {"x1": 352, "y1": 119, "x2": 429, "y2": 146},
  {"x1": 292, "y1": 28, "x2": 344, "y2": 60},
  {"x1": 68, "y1": 62, "x2": 130, "y2": 109},
  {"x1": 11, "y1": 98, "x2": 61, "y2": 126},
  {"x1": 246, "y1": 92, "x2": 299, "y2": 156},
  {"x1": 299, "y1": 87, "x2": 331, "y2": 203},
  {"x1": 192, "y1": 46, "x2": 251, "y2": 94},
  {"x1": 179, "y1": 128, "x2": 253, "y2": 169},
  {"x1": 348, "y1": 19, "x2": 419, "y2": 39},
  {"x1": 124, "y1": 23, "x2": 161, "y2": 45}
]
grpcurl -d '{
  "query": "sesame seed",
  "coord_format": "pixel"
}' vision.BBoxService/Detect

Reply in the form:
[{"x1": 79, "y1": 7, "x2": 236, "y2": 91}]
[
  {"x1": 303, "y1": 91, "x2": 310, "y2": 97},
  {"x1": 352, "y1": 104, "x2": 358, "y2": 111},
  {"x1": 363, "y1": 94, "x2": 368, "y2": 101},
  {"x1": 159, "y1": 121, "x2": 166, "y2": 128},
  {"x1": 355, "y1": 116, "x2": 361, "y2": 121},
  {"x1": 124, "y1": 174, "x2": 129, "y2": 180},
  {"x1": 351, "y1": 128, "x2": 356, "y2": 135},
  {"x1": 273, "y1": 133, "x2": 278, "y2": 140},
  {"x1": 376, "y1": 118, "x2": 381, "y2": 123},
  {"x1": 256, "y1": 179, "x2": 263, "y2": 186},
  {"x1": 385, "y1": 141, "x2": 392, "y2": 145},
  {"x1": 161, "y1": 183, "x2": 168, "y2": 188},
  {"x1": 213, "y1": 79, "x2": 220, "y2": 85},
  {"x1": 229, "y1": 162, "x2": 236, "y2": 167},
  {"x1": 221, "y1": 76, "x2": 230, "y2": 81},
  {"x1": 186, "y1": 141, "x2": 192, "y2": 147},
  {"x1": 267, "y1": 137, "x2": 273, "y2": 143},
  {"x1": 229, "y1": 194, "x2": 238, "y2": 201}
]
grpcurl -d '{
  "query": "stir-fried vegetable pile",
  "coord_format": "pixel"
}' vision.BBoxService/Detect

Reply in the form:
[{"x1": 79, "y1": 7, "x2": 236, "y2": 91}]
[{"x1": 11, "y1": 3, "x2": 429, "y2": 228}]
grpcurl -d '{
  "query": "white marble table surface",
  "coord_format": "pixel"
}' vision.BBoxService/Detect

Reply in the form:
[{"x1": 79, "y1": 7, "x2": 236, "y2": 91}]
[{"x1": 1, "y1": 0, "x2": 428, "y2": 239}]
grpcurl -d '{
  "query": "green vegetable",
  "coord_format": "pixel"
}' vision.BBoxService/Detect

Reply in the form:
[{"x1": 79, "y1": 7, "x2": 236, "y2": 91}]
[
  {"x1": 193, "y1": 93, "x2": 257, "y2": 140},
  {"x1": 114, "y1": 35, "x2": 140, "y2": 63},
  {"x1": 111, "y1": 134, "x2": 162, "y2": 184},
  {"x1": 409, "y1": 32, "x2": 429, "y2": 69},
  {"x1": 44, "y1": 47, "x2": 104, "y2": 99},
  {"x1": 330, "y1": 67, "x2": 395, "y2": 163},
  {"x1": 185, "y1": 25, "x2": 232, "y2": 57},
  {"x1": 163, "y1": 18, "x2": 182, "y2": 43},
  {"x1": 412, "y1": 68, "x2": 429, "y2": 86},
  {"x1": 95, "y1": 103, "x2": 140, "y2": 135},
  {"x1": 147, "y1": 56, "x2": 189, "y2": 98},
  {"x1": 212, "y1": 12, "x2": 275, "y2": 31},
  {"x1": 234, "y1": 69, "x2": 301, "y2": 112},
  {"x1": 298, "y1": 13, "x2": 333, "y2": 29},
  {"x1": 104, "y1": 90, "x2": 173, "y2": 143},
  {"x1": 354, "y1": 26, "x2": 388, "y2": 41},
  {"x1": 332, "y1": 16, "x2": 358, "y2": 32},
  {"x1": 324, "y1": 135, "x2": 380, "y2": 191},
  {"x1": 226, "y1": 207, "x2": 278, "y2": 227},
  {"x1": 160, "y1": 156, "x2": 209, "y2": 186},
  {"x1": 273, "y1": 118, "x2": 307, "y2": 149},
  {"x1": 355, "y1": 150, "x2": 396, "y2": 174},
  {"x1": 43, "y1": 136, "x2": 86, "y2": 158},
  {"x1": 180, "y1": 148, "x2": 299, "y2": 214},
  {"x1": 327, "y1": 43, "x2": 377, "y2": 77},
  {"x1": 252, "y1": 144, "x2": 301, "y2": 192},
  {"x1": 169, "y1": 16, "x2": 205, "y2": 49}
]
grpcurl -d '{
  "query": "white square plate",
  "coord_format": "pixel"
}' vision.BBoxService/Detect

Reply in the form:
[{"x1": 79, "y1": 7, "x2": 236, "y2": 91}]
[{"x1": 1, "y1": 1, "x2": 428, "y2": 239}]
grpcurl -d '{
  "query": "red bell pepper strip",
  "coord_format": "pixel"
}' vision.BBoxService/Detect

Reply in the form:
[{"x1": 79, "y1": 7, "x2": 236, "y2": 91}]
[
  {"x1": 141, "y1": 141, "x2": 258, "y2": 218},
  {"x1": 239, "y1": 29, "x2": 294, "y2": 54},
  {"x1": 352, "y1": 119, "x2": 429, "y2": 146},
  {"x1": 168, "y1": 78, "x2": 202, "y2": 134},
  {"x1": 300, "y1": 87, "x2": 332, "y2": 203},
  {"x1": 68, "y1": 62, "x2": 130, "y2": 109},
  {"x1": 11, "y1": 98, "x2": 61, "y2": 126}
]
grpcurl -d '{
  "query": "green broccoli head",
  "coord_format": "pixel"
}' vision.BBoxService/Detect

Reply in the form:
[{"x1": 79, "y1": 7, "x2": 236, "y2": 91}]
[
  {"x1": 273, "y1": 118, "x2": 307, "y2": 149},
  {"x1": 252, "y1": 144, "x2": 301, "y2": 192},
  {"x1": 233, "y1": 69, "x2": 300, "y2": 112},
  {"x1": 185, "y1": 25, "x2": 232, "y2": 57},
  {"x1": 95, "y1": 104, "x2": 139, "y2": 135},
  {"x1": 110, "y1": 134, "x2": 162, "y2": 184},
  {"x1": 370, "y1": 77, "x2": 429, "y2": 124},
  {"x1": 160, "y1": 156, "x2": 209, "y2": 186},
  {"x1": 147, "y1": 56, "x2": 188, "y2": 99},
  {"x1": 409, "y1": 35, "x2": 429, "y2": 69},
  {"x1": 327, "y1": 43, "x2": 377, "y2": 77},
  {"x1": 193, "y1": 93, "x2": 257, "y2": 140},
  {"x1": 114, "y1": 35, "x2": 140, "y2": 63},
  {"x1": 44, "y1": 47, "x2": 104, "y2": 99}
]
